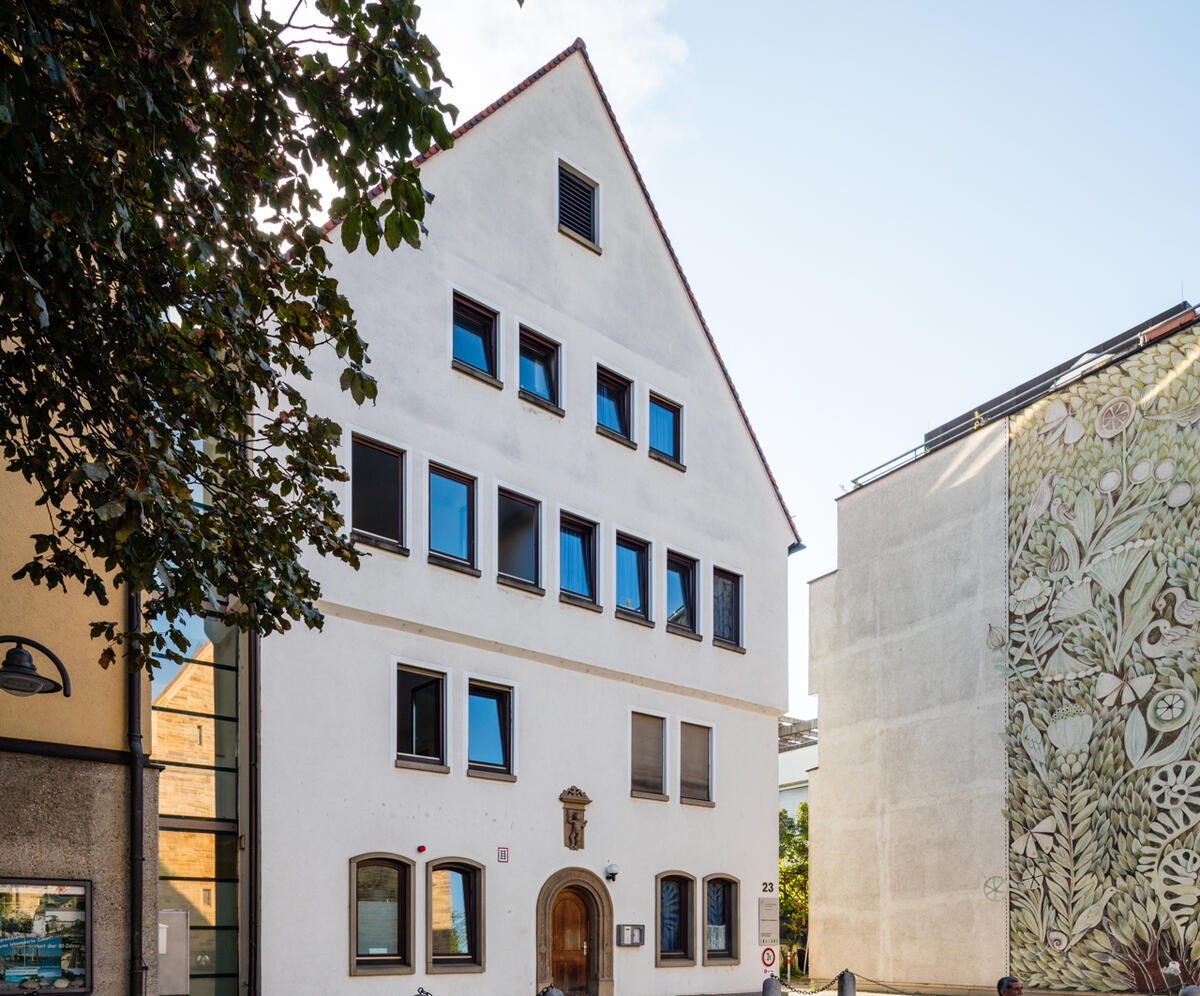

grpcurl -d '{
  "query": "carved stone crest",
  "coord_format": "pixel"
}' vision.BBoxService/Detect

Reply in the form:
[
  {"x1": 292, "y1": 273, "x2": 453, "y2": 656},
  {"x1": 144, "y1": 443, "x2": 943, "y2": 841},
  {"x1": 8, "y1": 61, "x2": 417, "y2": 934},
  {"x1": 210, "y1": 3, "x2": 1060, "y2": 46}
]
[{"x1": 560, "y1": 786, "x2": 591, "y2": 850}]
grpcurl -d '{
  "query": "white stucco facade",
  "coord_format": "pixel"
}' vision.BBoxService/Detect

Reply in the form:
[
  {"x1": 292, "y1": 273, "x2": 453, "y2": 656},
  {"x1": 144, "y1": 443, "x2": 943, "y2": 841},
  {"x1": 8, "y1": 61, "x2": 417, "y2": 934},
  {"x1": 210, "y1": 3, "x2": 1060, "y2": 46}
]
[
  {"x1": 807, "y1": 423, "x2": 1009, "y2": 989},
  {"x1": 257, "y1": 44, "x2": 795, "y2": 996}
]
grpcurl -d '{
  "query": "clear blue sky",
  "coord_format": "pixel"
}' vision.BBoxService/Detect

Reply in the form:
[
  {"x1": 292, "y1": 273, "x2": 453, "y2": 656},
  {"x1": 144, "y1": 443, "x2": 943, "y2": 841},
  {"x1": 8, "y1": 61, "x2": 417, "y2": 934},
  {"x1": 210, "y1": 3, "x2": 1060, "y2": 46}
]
[{"x1": 418, "y1": 0, "x2": 1200, "y2": 716}]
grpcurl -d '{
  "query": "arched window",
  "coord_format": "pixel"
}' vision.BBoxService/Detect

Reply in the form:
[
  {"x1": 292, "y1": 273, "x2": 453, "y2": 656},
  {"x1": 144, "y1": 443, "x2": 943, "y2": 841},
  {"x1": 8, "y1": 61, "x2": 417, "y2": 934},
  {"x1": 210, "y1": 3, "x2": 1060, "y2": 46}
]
[
  {"x1": 655, "y1": 871, "x2": 696, "y2": 966},
  {"x1": 426, "y1": 857, "x2": 485, "y2": 973},
  {"x1": 349, "y1": 853, "x2": 414, "y2": 975},
  {"x1": 702, "y1": 874, "x2": 740, "y2": 964}
]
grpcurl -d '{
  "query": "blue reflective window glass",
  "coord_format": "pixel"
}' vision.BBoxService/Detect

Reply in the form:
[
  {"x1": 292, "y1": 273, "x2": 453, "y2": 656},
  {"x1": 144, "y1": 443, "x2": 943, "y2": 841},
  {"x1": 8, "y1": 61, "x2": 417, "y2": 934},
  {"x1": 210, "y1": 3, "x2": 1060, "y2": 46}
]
[
  {"x1": 596, "y1": 369, "x2": 630, "y2": 437},
  {"x1": 468, "y1": 683, "x2": 510, "y2": 771},
  {"x1": 519, "y1": 331, "x2": 557, "y2": 403},
  {"x1": 649, "y1": 397, "x2": 680, "y2": 460},
  {"x1": 667, "y1": 555, "x2": 695, "y2": 631},
  {"x1": 429, "y1": 469, "x2": 473, "y2": 563},
  {"x1": 616, "y1": 537, "x2": 647, "y2": 616},
  {"x1": 560, "y1": 517, "x2": 595, "y2": 600},
  {"x1": 452, "y1": 296, "x2": 495, "y2": 375}
]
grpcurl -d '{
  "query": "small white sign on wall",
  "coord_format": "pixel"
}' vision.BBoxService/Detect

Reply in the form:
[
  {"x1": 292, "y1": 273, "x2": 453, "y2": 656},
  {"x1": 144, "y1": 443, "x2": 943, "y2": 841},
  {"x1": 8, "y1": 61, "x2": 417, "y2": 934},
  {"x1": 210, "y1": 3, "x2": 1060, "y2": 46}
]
[{"x1": 758, "y1": 897, "x2": 780, "y2": 946}]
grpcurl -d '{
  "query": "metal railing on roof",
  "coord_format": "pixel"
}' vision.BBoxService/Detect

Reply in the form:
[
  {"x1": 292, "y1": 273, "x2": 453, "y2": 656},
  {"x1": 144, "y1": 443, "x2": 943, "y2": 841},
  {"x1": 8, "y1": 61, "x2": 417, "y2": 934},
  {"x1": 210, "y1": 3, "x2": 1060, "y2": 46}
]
[{"x1": 850, "y1": 301, "x2": 1195, "y2": 490}]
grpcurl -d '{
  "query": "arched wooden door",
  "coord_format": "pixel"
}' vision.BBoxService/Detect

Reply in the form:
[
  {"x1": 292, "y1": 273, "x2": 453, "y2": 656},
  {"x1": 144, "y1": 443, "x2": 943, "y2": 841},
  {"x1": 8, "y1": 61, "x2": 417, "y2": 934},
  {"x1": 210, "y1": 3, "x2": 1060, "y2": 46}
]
[{"x1": 551, "y1": 887, "x2": 592, "y2": 995}]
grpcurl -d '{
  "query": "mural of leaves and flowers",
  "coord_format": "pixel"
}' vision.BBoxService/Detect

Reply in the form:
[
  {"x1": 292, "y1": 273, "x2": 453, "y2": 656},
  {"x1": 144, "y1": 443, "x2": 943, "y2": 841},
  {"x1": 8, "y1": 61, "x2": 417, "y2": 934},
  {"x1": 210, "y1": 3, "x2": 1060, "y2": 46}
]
[{"x1": 1003, "y1": 330, "x2": 1200, "y2": 991}]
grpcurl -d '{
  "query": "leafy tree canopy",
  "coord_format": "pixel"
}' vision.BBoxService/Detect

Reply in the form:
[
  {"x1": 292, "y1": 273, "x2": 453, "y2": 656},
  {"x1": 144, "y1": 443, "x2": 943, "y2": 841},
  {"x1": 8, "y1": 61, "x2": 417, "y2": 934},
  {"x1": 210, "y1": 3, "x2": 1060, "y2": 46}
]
[
  {"x1": 1, "y1": 0, "x2": 464, "y2": 667},
  {"x1": 780, "y1": 803, "x2": 809, "y2": 951}
]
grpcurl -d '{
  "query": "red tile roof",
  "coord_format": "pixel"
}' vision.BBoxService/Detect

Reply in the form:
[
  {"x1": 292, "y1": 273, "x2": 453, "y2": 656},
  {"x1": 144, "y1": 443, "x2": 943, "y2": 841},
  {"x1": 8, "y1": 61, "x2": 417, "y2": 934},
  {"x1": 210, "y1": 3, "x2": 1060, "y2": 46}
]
[{"x1": 327, "y1": 39, "x2": 801, "y2": 549}]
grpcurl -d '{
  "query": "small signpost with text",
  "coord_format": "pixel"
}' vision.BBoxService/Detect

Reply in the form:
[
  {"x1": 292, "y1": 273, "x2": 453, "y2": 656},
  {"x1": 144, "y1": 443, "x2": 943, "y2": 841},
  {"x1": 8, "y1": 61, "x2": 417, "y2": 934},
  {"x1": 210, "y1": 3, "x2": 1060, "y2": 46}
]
[{"x1": 759, "y1": 893, "x2": 780, "y2": 977}]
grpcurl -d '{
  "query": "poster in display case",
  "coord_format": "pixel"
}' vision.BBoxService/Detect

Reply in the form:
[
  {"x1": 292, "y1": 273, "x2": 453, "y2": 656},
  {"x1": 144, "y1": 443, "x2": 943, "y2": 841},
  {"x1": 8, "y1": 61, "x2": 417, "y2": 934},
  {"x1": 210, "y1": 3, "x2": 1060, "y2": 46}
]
[{"x1": 0, "y1": 879, "x2": 91, "y2": 993}]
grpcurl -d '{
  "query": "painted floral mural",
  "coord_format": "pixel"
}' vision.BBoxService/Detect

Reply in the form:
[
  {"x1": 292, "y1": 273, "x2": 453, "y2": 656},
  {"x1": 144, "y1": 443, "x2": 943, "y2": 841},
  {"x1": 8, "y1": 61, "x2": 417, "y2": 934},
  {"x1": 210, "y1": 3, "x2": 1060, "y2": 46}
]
[{"x1": 1004, "y1": 329, "x2": 1200, "y2": 991}]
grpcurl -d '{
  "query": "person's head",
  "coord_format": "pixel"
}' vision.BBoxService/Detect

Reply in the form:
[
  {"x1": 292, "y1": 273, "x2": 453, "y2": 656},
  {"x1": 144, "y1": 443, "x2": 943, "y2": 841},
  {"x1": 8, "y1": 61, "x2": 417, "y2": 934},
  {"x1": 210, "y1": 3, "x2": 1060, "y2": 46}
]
[
  {"x1": 1179, "y1": 986, "x2": 1200, "y2": 996},
  {"x1": 998, "y1": 977, "x2": 1022, "y2": 996}
]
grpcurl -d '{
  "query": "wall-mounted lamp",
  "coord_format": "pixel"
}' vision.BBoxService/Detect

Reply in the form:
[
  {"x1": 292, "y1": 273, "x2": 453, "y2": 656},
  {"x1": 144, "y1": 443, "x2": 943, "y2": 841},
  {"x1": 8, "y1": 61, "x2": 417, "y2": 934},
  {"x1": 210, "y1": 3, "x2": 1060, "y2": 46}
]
[
  {"x1": 604, "y1": 862, "x2": 619, "y2": 882},
  {"x1": 0, "y1": 636, "x2": 71, "y2": 697}
]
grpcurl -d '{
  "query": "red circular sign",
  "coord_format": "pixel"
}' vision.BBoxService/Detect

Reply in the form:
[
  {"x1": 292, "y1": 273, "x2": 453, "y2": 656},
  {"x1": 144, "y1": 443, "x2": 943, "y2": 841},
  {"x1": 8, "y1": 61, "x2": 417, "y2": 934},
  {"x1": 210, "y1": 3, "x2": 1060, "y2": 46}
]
[{"x1": 762, "y1": 947, "x2": 776, "y2": 968}]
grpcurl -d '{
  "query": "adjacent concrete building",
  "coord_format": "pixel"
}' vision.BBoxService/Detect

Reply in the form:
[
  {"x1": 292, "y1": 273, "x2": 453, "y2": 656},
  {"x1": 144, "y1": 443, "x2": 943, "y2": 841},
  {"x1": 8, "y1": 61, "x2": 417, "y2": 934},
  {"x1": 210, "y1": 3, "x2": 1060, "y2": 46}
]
[
  {"x1": 254, "y1": 40, "x2": 798, "y2": 996},
  {"x1": 809, "y1": 302, "x2": 1200, "y2": 993}
]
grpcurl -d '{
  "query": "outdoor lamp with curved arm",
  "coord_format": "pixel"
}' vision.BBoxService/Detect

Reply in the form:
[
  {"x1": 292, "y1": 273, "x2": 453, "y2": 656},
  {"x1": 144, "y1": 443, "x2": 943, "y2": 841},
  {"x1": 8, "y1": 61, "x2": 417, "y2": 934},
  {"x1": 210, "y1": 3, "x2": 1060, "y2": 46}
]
[{"x1": 0, "y1": 636, "x2": 71, "y2": 697}]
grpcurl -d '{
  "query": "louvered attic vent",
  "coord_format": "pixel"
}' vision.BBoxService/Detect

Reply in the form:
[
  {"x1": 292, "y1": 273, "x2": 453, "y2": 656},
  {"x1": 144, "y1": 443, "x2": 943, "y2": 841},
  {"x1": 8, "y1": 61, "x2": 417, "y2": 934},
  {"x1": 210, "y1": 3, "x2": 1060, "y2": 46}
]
[{"x1": 558, "y1": 163, "x2": 597, "y2": 245}]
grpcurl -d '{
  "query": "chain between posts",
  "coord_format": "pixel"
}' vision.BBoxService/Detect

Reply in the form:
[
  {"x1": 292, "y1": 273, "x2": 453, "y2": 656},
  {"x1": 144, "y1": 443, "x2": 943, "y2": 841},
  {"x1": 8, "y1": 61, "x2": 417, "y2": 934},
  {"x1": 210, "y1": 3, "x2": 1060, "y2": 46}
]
[{"x1": 777, "y1": 968, "x2": 929, "y2": 996}]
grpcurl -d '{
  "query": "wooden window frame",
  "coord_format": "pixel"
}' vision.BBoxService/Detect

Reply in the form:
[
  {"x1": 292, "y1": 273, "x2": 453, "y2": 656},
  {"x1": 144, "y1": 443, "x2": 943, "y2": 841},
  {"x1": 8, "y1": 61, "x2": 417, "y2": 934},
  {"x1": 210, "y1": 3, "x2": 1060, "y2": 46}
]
[
  {"x1": 467, "y1": 680, "x2": 514, "y2": 778},
  {"x1": 713, "y1": 568, "x2": 743, "y2": 650},
  {"x1": 496, "y1": 489, "x2": 540, "y2": 590},
  {"x1": 349, "y1": 853, "x2": 415, "y2": 976},
  {"x1": 655, "y1": 871, "x2": 696, "y2": 966},
  {"x1": 395, "y1": 664, "x2": 447, "y2": 771},
  {"x1": 350, "y1": 435, "x2": 407, "y2": 554},
  {"x1": 666, "y1": 552, "x2": 699, "y2": 638},
  {"x1": 596, "y1": 366, "x2": 634, "y2": 445},
  {"x1": 451, "y1": 292, "x2": 500, "y2": 385},
  {"x1": 426, "y1": 858, "x2": 486, "y2": 974},
  {"x1": 559, "y1": 512, "x2": 599, "y2": 607},
  {"x1": 615, "y1": 533, "x2": 651, "y2": 623},
  {"x1": 428, "y1": 464, "x2": 477, "y2": 572},
  {"x1": 648, "y1": 393, "x2": 682, "y2": 466},
  {"x1": 518, "y1": 327, "x2": 562, "y2": 413},
  {"x1": 701, "y1": 874, "x2": 740, "y2": 965}
]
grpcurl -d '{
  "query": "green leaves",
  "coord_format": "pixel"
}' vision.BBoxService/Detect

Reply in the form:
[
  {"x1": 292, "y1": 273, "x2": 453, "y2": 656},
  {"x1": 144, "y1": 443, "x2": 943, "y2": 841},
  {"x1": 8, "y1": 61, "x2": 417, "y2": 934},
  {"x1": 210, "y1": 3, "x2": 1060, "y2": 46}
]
[{"x1": 0, "y1": 0, "x2": 461, "y2": 667}]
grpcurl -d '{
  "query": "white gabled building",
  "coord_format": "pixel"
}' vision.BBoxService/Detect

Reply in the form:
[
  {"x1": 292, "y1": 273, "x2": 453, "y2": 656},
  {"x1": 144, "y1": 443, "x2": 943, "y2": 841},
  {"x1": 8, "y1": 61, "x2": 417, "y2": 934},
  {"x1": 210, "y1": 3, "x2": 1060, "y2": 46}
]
[{"x1": 258, "y1": 40, "x2": 799, "y2": 996}]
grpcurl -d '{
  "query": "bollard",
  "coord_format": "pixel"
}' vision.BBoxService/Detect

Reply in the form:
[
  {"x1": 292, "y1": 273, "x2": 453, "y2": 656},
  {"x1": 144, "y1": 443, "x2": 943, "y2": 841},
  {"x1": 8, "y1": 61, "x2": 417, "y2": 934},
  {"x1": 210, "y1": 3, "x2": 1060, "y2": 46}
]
[
  {"x1": 762, "y1": 974, "x2": 782, "y2": 996},
  {"x1": 838, "y1": 970, "x2": 857, "y2": 996}
]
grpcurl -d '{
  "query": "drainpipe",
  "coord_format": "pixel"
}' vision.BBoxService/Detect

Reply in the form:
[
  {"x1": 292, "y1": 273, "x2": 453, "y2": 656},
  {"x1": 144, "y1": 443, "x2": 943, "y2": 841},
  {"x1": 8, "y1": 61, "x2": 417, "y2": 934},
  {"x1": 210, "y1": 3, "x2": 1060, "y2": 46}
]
[{"x1": 128, "y1": 590, "x2": 147, "y2": 996}]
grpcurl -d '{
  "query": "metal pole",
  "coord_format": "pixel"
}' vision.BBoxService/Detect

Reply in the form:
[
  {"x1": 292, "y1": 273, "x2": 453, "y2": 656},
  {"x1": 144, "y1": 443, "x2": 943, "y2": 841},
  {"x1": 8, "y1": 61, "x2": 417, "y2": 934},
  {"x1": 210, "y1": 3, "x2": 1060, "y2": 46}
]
[{"x1": 838, "y1": 970, "x2": 857, "y2": 996}]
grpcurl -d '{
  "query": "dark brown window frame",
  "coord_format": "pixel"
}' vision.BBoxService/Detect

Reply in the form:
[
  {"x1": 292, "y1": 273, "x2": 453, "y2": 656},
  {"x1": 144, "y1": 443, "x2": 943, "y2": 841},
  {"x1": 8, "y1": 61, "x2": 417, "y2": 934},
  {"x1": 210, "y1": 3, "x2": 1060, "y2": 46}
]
[
  {"x1": 655, "y1": 870, "x2": 696, "y2": 966},
  {"x1": 426, "y1": 858, "x2": 486, "y2": 974},
  {"x1": 349, "y1": 853, "x2": 415, "y2": 976},
  {"x1": 712, "y1": 567, "x2": 742, "y2": 649},
  {"x1": 596, "y1": 366, "x2": 633, "y2": 444},
  {"x1": 648, "y1": 393, "x2": 682, "y2": 463},
  {"x1": 559, "y1": 511, "x2": 599, "y2": 607},
  {"x1": 497, "y1": 489, "x2": 541, "y2": 590},
  {"x1": 467, "y1": 680, "x2": 514, "y2": 778},
  {"x1": 701, "y1": 874, "x2": 740, "y2": 965},
  {"x1": 350, "y1": 435, "x2": 407, "y2": 554},
  {"x1": 451, "y1": 292, "x2": 501, "y2": 384},
  {"x1": 666, "y1": 551, "x2": 699, "y2": 638},
  {"x1": 395, "y1": 664, "x2": 447, "y2": 771},
  {"x1": 615, "y1": 533, "x2": 650, "y2": 623},
  {"x1": 428, "y1": 463, "x2": 477, "y2": 571},
  {"x1": 518, "y1": 327, "x2": 562, "y2": 413}
]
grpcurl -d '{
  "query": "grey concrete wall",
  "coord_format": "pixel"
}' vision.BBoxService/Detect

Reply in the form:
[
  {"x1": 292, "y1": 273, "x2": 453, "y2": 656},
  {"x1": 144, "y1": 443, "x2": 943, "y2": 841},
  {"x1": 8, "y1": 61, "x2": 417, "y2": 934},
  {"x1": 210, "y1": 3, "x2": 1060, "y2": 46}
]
[
  {"x1": 808, "y1": 422, "x2": 1009, "y2": 988},
  {"x1": 0, "y1": 753, "x2": 158, "y2": 995}
]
